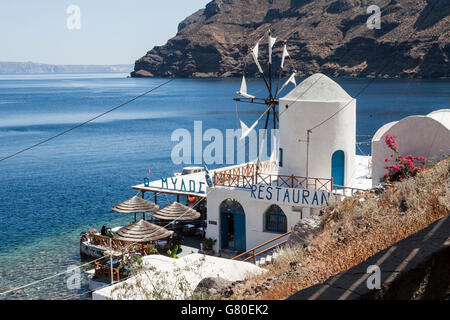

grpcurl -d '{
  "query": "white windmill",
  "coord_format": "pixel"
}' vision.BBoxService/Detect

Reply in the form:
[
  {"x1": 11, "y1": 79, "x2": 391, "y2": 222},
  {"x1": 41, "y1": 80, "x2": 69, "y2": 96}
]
[{"x1": 235, "y1": 31, "x2": 297, "y2": 172}]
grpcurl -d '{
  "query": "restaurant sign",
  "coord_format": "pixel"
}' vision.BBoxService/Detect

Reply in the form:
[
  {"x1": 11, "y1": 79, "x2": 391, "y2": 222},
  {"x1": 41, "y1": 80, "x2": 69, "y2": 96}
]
[
  {"x1": 144, "y1": 176, "x2": 207, "y2": 194},
  {"x1": 250, "y1": 184, "x2": 331, "y2": 208}
]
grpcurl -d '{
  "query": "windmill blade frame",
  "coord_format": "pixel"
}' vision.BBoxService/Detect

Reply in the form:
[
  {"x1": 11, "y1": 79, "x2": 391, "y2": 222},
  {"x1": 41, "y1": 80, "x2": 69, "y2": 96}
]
[
  {"x1": 236, "y1": 75, "x2": 255, "y2": 99},
  {"x1": 234, "y1": 31, "x2": 294, "y2": 171},
  {"x1": 276, "y1": 72, "x2": 296, "y2": 98},
  {"x1": 239, "y1": 104, "x2": 273, "y2": 141}
]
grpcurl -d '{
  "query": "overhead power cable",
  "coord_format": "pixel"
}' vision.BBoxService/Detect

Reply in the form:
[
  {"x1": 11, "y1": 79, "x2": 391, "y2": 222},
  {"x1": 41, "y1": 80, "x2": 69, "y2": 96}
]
[
  {"x1": 305, "y1": 0, "x2": 443, "y2": 132},
  {"x1": 0, "y1": 255, "x2": 105, "y2": 296},
  {"x1": 0, "y1": 78, "x2": 175, "y2": 163},
  {"x1": 0, "y1": 190, "x2": 207, "y2": 297}
]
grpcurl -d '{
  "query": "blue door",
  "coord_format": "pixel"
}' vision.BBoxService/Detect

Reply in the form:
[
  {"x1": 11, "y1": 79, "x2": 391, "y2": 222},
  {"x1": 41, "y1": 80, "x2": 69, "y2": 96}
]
[
  {"x1": 220, "y1": 211, "x2": 229, "y2": 249},
  {"x1": 219, "y1": 199, "x2": 246, "y2": 252},
  {"x1": 233, "y1": 212, "x2": 246, "y2": 252},
  {"x1": 331, "y1": 150, "x2": 345, "y2": 187}
]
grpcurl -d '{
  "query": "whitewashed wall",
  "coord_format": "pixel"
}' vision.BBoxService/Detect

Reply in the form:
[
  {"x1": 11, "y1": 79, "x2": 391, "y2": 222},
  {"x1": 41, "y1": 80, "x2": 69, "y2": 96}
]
[
  {"x1": 278, "y1": 73, "x2": 356, "y2": 186},
  {"x1": 205, "y1": 187, "x2": 311, "y2": 252}
]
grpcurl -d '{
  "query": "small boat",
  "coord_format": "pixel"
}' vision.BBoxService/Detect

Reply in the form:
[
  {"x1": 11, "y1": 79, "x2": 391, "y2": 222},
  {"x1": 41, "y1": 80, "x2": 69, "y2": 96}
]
[
  {"x1": 174, "y1": 166, "x2": 204, "y2": 176},
  {"x1": 80, "y1": 227, "x2": 122, "y2": 259}
]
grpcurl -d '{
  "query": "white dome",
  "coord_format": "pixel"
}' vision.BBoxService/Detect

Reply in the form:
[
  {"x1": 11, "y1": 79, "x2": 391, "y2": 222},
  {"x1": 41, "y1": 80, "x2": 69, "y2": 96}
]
[
  {"x1": 371, "y1": 108, "x2": 450, "y2": 186},
  {"x1": 282, "y1": 73, "x2": 353, "y2": 102},
  {"x1": 427, "y1": 109, "x2": 450, "y2": 129},
  {"x1": 372, "y1": 121, "x2": 398, "y2": 142},
  {"x1": 372, "y1": 109, "x2": 450, "y2": 143}
]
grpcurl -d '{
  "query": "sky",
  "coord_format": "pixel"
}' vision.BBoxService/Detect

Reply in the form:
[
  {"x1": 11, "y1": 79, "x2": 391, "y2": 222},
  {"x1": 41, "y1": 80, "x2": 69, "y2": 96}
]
[{"x1": 0, "y1": 0, "x2": 210, "y2": 65}]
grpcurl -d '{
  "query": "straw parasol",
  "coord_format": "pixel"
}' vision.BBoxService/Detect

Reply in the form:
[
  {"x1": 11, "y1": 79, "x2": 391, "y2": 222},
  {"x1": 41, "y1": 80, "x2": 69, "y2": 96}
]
[
  {"x1": 112, "y1": 195, "x2": 159, "y2": 221},
  {"x1": 151, "y1": 202, "x2": 201, "y2": 221},
  {"x1": 114, "y1": 219, "x2": 171, "y2": 243}
]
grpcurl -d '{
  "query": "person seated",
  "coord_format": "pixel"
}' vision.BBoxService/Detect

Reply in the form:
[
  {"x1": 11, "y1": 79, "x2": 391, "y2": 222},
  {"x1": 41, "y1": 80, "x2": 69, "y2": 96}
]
[{"x1": 106, "y1": 228, "x2": 114, "y2": 237}]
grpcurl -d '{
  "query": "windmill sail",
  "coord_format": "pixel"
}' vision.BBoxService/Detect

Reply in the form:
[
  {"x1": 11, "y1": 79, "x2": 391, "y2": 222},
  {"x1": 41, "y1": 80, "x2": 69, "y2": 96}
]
[
  {"x1": 234, "y1": 34, "x2": 289, "y2": 165},
  {"x1": 268, "y1": 36, "x2": 277, "y2": 64},
  {"x1": 277, "y1": 72, "x2": 296, "y2": 96},
  {"x1": 252, "y1": 42, "x2": 264, "y2": 73},
  {"x1": 239, "y1": 105, "x2": 272, "y2": 141},
  {"x1": 239, "y1": 120, "x2": 256, "y2": 141},
  {"x1": 236, "y1": 75, "x2": 255, "y2": 98},
  {"x1": 256, "y1": 126, "x2": 268, "y2": 167},
  {"x1": 281, "y1": 44, "x2": 289, "y2": 68}
]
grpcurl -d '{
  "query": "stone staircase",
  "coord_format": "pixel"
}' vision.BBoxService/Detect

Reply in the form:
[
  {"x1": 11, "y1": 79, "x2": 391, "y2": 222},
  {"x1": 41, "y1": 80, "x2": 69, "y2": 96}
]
[
  {"x1": 222, "y1": 247, "x2": 280, "y2": 266},
  {"x1": 255, "y1": 250, "x2": 280, "y2": 266},
  {"x1": 232, "y1": 231, "x2": 292, "y2": 266}
]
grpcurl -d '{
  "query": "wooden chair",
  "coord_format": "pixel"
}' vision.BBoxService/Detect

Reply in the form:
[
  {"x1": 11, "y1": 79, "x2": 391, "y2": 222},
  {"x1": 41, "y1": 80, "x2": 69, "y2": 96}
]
[
  {"x1": 94, "y1": 261, "x2": 121, "y2": 282},
  {"x1": 94, "y1": 261, "x2": 107, "y2": 279}
]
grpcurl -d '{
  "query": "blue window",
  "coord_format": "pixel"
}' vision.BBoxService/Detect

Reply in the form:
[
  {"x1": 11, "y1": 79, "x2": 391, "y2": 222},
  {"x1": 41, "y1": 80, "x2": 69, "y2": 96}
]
[
  {"x1": 279, "y1": 148, "x2": 283, "y2": 167},
  {"x1": 264, "y1": 205, "x2": 287, "y2": 233}
]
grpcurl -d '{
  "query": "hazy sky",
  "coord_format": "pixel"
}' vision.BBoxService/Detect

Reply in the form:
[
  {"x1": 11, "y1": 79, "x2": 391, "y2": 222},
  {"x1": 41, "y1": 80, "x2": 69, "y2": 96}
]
[{"x1": 0, "y1": 0, "x2": 209, "y2": 65}]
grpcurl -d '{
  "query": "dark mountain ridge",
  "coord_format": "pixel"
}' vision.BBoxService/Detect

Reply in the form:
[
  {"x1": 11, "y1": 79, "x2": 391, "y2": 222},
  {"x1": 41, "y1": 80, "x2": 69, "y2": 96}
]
[{"x1": 132, "y1": 0, "x2": 449, "y2": 78}]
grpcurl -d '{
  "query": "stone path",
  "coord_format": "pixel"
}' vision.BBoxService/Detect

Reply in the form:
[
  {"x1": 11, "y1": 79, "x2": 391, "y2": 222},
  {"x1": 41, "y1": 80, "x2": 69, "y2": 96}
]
[{"x1": 288, "y1": 215, "x2": 450, "y2": 300}]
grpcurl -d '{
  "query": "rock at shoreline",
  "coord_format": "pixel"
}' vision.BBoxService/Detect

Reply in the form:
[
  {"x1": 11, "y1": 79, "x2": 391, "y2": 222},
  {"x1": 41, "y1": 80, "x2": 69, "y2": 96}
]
[
  {"x1": 132, "y1": 0, "x2": 449, "y2": 79},
  {"x1": 194, "y1": 277, "x2": 233, "y2": 296}
]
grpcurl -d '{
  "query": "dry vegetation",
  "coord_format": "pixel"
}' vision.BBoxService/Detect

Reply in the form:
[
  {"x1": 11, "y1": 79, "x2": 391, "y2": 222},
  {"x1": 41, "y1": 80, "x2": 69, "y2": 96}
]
[{"x1": 230, "y1": 157, "x2": 450, "y2": 300}]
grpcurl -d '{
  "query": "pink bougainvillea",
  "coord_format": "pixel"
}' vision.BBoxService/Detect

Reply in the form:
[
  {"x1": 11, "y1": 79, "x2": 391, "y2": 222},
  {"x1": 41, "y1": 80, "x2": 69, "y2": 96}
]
[
  {"x1": 383, "y1": 134, "x2": 425, "y2": 182},
  {"x1": 384, "y1": 134, "x2": 398, "y2": 152}
]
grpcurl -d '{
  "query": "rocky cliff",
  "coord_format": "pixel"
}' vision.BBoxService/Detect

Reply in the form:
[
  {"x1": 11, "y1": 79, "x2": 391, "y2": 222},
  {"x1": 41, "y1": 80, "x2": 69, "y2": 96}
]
[{"x1": 132, "y1": 0, "x2": 449, "y2": 78}]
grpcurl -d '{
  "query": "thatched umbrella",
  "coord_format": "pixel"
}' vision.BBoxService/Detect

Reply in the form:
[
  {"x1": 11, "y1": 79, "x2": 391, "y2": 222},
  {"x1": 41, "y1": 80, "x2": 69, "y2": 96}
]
[
  {"x1": 151, "y1": 202, "x2": 201, "y2": 222},
  {"x1": 114, "y1": 219, "x2": 171, "y2": 243},
  {"x1": 112, "y1": 195, "x2": 159, "y2": 221}
]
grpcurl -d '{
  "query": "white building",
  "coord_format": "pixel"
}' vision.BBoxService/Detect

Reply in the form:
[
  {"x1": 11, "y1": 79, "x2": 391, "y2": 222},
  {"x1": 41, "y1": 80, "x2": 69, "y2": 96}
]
[
  {"x1": 133, "y1": 73, "x2": 370, "y2": 255},
  {"x1": 371, "y1": 109, "x2": 450, "y2": 185},
  {"x1": 278, "y1": 73, "x2": 356, "y2": 186},
  {"x1": 204, "y1": 73, "x2": 364, "y2": 253}
]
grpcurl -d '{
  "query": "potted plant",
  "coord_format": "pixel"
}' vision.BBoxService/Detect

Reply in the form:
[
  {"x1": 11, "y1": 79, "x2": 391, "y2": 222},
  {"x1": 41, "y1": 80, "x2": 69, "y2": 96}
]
[
  {"x1": 202, "y1": 237, "x2": 217, "y2": 254},
  {"x1": 167, "y1": 245, "x2": 179, "y2": 259}
]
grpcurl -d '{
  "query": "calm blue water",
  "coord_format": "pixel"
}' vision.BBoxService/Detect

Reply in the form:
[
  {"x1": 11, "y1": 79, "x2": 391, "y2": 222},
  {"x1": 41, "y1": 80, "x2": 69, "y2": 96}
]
[{"x1": 0, "y1": 73, "x2": 448, "y2": 299}]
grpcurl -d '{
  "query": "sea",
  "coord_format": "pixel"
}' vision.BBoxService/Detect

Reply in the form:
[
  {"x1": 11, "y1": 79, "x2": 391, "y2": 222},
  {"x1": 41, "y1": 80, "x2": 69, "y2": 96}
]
[{"x1": 0, "y1": 73, "x2": 448, "y2": 299}]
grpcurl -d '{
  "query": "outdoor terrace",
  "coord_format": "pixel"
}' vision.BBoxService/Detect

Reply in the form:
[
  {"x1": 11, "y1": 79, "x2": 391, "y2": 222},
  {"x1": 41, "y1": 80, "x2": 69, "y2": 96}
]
[{"x1": 212, "y1": 161, "x2": 333, "y2": 192}]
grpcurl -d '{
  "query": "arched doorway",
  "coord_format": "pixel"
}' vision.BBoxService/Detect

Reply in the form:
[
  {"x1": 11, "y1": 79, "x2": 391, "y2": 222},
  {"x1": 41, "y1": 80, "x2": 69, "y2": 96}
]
[
  {"x1": 219, "y1": 199, "x2": 246, "y2": 252},
  {"x1": 331, "y1": 150, "x2": 345, "y2": 186}
]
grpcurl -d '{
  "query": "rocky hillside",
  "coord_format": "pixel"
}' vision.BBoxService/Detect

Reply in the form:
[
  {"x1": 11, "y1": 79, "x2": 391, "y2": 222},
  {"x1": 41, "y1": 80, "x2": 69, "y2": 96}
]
[
  {"x1": 132, "y1": 0, "x2": 449, "y2": 78},
  {"x1": 228, "y1": 157, "x2": 450, "y2": 300}
]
